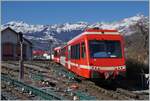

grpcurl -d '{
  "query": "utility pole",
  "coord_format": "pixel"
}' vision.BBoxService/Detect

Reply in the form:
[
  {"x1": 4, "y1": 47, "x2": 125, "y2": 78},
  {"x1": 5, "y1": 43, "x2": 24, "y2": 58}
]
[
  {"x1": 18, "y1": 32, "x2": 24, "y2": 81},
  {"x1": 49, "y1": 39, "x2": 53, "y2": 60}
]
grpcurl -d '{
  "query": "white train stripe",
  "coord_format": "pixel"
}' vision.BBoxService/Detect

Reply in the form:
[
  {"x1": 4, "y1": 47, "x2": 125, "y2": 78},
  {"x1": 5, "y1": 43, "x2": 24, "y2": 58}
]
[
  {"x1": 63, "y1": 61, "x2": 125, "y2": 71},
  {"x1": 80, "y1": 65, "x2": 92, "y2": 69},
  {"x1": 84, "y1": 32, "x2": 119, "y2": 35}
]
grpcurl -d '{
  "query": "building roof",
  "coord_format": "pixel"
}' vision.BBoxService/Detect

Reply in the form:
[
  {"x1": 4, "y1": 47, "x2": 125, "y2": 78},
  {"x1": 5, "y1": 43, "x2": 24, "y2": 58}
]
[{"x1": 1, "y1": 27, "x2": 32, "y2": 45}]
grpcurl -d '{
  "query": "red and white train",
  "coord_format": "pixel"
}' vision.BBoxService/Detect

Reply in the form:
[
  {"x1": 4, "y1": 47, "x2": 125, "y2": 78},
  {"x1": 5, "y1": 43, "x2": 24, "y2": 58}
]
[{"x1": 53, "y1": 28, "x2": 126, "y2": 79}]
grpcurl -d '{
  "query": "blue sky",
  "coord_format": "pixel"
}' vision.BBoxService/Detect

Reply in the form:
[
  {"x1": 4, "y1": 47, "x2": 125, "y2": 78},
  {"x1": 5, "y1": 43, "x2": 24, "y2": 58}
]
[{"x1": 2, "y1": 1, "x2": 149, "y2": 25}]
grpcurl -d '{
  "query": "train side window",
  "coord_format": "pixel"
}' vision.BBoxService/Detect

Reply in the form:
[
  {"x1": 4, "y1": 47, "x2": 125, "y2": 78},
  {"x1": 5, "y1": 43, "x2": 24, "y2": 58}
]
[
  {"x1": 77, "y1": 44, "x2": 80, "y2": 59},
  {"x1": 74, "y1": 45, "x2": 76, "y2": 59},
  {"x1": 74, "y1": 44, "x2": 77, "y2": 59},
  {"x1": 71, "y1": 44, "x2": 80, "y2": 59},
  {"x1": 71, "y1": 45, "x2": 75, "y2": 59},
  {"x1": 54, "y1": 51, "x2": 57, "y2": 57},
  {"x1": 61, "y1": 48, "x2": 66, "y2": 56},
  {"x1": 73, "y1": 46, "x2": 75, "y2": 59},
  {"x1": 71, "y1": 46, "x2": 73, "y2": 59},
  {"x1": 81, "y1": 42, "x2": 86, "y2": 58}
]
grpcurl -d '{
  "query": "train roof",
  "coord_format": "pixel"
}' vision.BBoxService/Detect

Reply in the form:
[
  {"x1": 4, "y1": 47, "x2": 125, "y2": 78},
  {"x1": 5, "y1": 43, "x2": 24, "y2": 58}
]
[
  {"x1": 85, "y1": 29, "x2": 118, "y2": 32},
  {"x1": 68, "y1": 29, "x2": 120, "y2": 44}
]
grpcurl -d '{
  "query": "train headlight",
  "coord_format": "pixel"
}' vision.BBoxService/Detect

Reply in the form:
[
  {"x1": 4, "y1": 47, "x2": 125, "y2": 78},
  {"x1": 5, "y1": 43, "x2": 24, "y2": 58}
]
[{"x1": 117, "y1": 66, "x2": 126, "y2": 70}]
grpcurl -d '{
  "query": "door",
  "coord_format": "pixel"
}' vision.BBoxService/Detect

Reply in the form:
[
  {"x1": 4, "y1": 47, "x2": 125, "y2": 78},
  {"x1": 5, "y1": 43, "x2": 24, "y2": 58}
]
[
  {"x1": 2, "y1": 43, "x2": 14, "y2": 60},
  {"x1": 80, "y1": 41, "x2": 87, "y2": 76},
  {"x1": 68, "y1": 45, "x2": 71, "y2": 69}
]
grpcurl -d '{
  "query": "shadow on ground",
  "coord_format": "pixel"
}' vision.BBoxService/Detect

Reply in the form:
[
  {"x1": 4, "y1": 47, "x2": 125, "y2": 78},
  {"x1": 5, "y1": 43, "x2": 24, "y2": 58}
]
[{"x1": 91, "y1": 59, "x2": 149, "y2": 91}]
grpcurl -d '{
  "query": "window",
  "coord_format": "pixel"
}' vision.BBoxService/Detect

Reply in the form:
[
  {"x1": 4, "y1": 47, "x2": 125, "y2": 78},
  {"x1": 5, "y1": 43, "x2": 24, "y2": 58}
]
[
  {"x1": 61, "y1": 47, "x2": 66, "y2": 56},
  {"x1": 71, "y1": 46, "x2": 74, "y2": 59},
  {"x1": 54, "y1": 50, "x2": 59, "y2": 57},
  {"x1": 71, "y1": 44, "x2": 80, "y2": 59},
  {"x1": 54, "y1": 51, "x2": 57, "y2": 57},
  {"x1": 77, "y1": 44, "x2": 80, "y2": 59},
  {"x1": 81, "y1": 42, "x2": 86, "y2": 58},
  {"x1": 89, "y1": 40, "x2": 122, "y2": 58}
]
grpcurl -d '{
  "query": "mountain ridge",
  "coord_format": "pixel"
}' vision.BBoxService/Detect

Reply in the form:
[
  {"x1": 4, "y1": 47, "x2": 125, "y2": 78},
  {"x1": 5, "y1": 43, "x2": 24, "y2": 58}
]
[{"x1": 1, "y1": 14, "x2": 148, "y2": 50}]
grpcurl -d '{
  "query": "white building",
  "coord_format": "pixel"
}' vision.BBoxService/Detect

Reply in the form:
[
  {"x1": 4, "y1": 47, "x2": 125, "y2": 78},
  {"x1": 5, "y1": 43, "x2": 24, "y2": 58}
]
[{"x1": 1, "y1": 27, "x2": 32, "y2": 60}]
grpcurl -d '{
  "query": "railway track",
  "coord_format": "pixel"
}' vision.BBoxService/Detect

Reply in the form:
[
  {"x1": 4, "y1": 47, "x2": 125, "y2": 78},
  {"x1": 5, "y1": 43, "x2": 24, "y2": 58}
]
[
  {"x1": 1, "y1": 74, "x2": 65, "y2": 100},
  {"x1": 24, "y1": 61, "x2": 146, "y2": 100},
  {"x1": 2, "y1": 82, "x2": 33, "y2": 100},
  {"x1": 1, "y1": 61, "x2": 96, "y2": 100},
  {"x1": 1, "y1": 61, "x2": 148, "y2": 100}
]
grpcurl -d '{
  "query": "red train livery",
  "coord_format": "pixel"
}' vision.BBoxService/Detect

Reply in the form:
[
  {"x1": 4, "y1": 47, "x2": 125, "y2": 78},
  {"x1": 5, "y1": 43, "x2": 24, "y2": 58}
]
[
  {"x1": 53, "y1": 28, "x2": 126, "y2": 79},
  {"x1": 53, "y1": 46, "x2": 61, "y2": 63}
]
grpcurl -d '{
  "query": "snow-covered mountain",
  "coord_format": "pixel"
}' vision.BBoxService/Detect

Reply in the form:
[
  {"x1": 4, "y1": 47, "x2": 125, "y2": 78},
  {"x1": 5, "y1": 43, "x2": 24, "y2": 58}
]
[{"x1": 1, "y1": 14, "x2": 149, "y2": 50}]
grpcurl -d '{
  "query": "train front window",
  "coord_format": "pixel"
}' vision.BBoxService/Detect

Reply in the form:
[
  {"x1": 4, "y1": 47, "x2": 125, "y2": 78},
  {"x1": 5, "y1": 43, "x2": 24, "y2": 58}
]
[{"x1": 89, "y1": 40, "x2": 122, "y2": 58}]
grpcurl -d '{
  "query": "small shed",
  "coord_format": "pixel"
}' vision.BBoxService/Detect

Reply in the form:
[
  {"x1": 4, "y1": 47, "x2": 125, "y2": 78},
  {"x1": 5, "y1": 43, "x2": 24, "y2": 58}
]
[{"x1": 1, "y1": 27, "x2": 32, "y2": 60}]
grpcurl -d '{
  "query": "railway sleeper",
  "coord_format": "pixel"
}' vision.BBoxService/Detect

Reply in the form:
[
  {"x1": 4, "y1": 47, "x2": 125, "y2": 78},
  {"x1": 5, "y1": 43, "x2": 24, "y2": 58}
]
[
  {"x1": 3, "y1": 61, "x2": 140, "y2": 100},
  {"x1": 2, "y1": 74, "x2": 65, "y2": 100},
  {"x1": 85, "y1": 82, "x2": 131, "y2": 100},
  {"x1": 4, "y1": 85, "x2": 27, "y2": 100},
  {"x1": 116, "y1": 88, "x2": 140, "y2": 99}
]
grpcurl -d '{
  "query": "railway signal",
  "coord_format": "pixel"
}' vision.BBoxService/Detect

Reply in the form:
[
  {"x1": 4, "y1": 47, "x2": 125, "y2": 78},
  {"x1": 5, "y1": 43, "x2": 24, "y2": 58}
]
[
  {"x1": 49, "y1": 39, "x2": 53, "y2": 60},
  {"x1": 18, "y1": 32, "x2": 24, "y2": 81}
]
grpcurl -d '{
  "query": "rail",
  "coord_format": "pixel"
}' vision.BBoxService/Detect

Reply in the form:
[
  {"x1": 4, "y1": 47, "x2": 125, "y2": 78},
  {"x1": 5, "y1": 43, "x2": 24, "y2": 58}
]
[
  {"x1": 74, "y1": 90, "x2": 96, "y2": 100},
  {"x1": 1, "y1": 74, "x2": 65, "y2": 100}
]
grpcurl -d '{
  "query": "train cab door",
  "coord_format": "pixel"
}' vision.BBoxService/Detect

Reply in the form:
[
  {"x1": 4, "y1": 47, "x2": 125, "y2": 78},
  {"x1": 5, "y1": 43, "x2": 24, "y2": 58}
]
[
  {"x1": 80, "y1": 41, "x2": 87, "y2": 76},
  {"x1": 68, "y1": 45, "x2": 71, "y2": 70}
]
